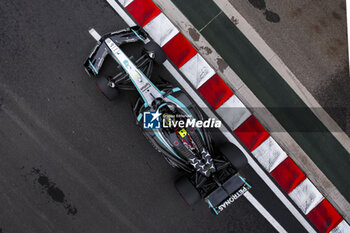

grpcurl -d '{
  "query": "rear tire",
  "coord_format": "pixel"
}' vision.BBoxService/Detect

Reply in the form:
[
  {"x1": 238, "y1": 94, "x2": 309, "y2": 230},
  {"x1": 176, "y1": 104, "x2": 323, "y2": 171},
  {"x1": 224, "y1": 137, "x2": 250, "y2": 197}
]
[
  {"x1": 219, "y1": 143, "x2": 248, "y2": 171},
  {"x1": 143, "y1": 41, "x2": 166, "y2": 64},
  {"x1": 175, "y1": 176, "x2": 201, "y2": 206},
  {"x1": 96, "y1": 76, "x2": 119, "y2": 100}
]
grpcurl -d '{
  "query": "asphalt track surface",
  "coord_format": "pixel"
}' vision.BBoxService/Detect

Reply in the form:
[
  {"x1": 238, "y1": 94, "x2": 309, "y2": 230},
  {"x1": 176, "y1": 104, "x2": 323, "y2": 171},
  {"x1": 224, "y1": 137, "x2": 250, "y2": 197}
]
[{"x1": 0, "y1": 1, "x2": 310, "y2": 232}]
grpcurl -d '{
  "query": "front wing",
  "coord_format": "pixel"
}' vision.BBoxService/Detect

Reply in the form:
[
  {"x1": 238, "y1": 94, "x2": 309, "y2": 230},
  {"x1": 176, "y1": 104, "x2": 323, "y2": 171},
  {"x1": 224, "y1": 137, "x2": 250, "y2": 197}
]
[{"x1": 205, "y1": 175, "x2": 251, "y2": 215}]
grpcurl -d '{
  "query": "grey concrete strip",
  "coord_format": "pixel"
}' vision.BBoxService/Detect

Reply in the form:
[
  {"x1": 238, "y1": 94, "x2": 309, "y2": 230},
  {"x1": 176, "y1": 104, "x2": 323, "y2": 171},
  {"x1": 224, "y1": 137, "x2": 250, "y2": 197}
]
[
  {"x1": 152, "y1": 0, "x2": 350, "y2": 221},
  {"x1": 213, "y1": 0, "x2": 350, "y2": 158},
  {"x1": 223, "y1": 0, "x2": 349, "y2": 136}
]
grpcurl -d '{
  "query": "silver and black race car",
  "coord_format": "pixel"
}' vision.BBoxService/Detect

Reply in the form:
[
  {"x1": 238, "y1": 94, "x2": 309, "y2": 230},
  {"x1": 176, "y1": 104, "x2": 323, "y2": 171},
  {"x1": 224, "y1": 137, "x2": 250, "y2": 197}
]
[{"x1": 84, "y1": 26, "x2": 251, "y2": 214}]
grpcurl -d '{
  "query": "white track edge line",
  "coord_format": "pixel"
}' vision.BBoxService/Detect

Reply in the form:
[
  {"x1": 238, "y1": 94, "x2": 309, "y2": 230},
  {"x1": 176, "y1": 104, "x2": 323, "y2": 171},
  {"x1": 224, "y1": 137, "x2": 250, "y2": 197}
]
[
  {"x1": 104, "y1": 1, "x2": 316, "y2": 232},
  {"x1": 164, "y1": 60, "x2": 317, "y2": 233},
  {"x1": 107, "y1": 0, "x2": 136, "y2": 27},
  {"x1": 244, "y1": 191, "x2": 287, "y2": 233},
  {"x1": 154, "y1": 0, "x2": 350, "y2": 223}
]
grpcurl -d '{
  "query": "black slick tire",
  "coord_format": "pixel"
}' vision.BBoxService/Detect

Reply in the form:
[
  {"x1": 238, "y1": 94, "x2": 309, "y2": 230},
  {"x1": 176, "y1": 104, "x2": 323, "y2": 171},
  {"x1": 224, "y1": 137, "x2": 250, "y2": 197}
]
[
  {"x1": 175, "y1": 176, "x2": 201, "y2": 206},
  {"x1": 96, "y1": 76, "x2": 119, "y2": 100},
  {"x1": 143, "y1": 42, "x2": 166, "y2": 64},
  {"x1": 219, "y1": 143, "x2": 248, "y2": 171}
]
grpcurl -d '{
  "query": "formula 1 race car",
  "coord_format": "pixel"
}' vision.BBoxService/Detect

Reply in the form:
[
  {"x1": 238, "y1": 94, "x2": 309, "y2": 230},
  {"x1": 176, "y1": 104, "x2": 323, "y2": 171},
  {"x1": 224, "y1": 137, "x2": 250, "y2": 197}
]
[{"x1": 84, "y1": 26, "x2": 251, "y2": 214}]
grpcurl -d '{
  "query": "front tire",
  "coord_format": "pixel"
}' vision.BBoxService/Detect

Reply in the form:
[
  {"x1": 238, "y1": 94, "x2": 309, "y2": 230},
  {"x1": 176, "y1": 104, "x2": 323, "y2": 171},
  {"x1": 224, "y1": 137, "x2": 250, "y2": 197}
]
[
  {"x1": 175, "y1": 176, "x2": 201, "y2": 206},
  {"x1": 96, "y1": 76, "x2": 119, "y2": 100},
  {"x1": 143, "y1": 41, "x2": 166, "y2": 64},
  {"x1": 219, "y1": 143, "x2": 248, "y2": 171}
]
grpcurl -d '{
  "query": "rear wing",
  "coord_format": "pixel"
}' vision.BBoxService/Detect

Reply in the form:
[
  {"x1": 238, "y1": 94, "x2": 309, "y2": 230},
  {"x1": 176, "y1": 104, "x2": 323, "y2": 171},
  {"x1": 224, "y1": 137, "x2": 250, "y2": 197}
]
[
  {"x1": 205, "y1": 175, "x2": 251, "y2": 215},
  {"x1": 83, "y1": 26, "x2": 149, "y2": 76}
]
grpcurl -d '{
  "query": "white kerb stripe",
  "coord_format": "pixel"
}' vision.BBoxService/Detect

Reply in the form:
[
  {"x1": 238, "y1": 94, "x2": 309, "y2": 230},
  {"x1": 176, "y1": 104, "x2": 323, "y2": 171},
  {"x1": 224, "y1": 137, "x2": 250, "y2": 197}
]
[
  {"x1": 118, "y1": 0, "x2": 133, "y2": 7},
  {"x1": 164, "y1": 60, "x2": 316, "y2": 233},
  {"x1": 252, "y1": 136, "x2": 288, "y2": 172},
  {"x1": 289, "y1": 178, "x2": 324, "y2": 214},
  {"x1": 330, "y1": 220, "x2": 350, "y2": 233},
  {"x1": 216, "y1": 95, "x2": 251, "y2": 130},
  {"x1": 89, "y1": 28, "x2": 101, "y2": 41},
  {"x1": 106, "y1": 3, "x2": 317, "y2": 231},
  {"x1": 244, "y1": 192, "x2": 287, "y2": 233},
  {"x1": 143, "y1": 13, "x2": 179, "y2": 47},
  {"x1": 179, "y1": 53, "x2": 215, "y2": 88},
  {"x1": 106, "y1": 0, "x2": 136, "y2": 27}
]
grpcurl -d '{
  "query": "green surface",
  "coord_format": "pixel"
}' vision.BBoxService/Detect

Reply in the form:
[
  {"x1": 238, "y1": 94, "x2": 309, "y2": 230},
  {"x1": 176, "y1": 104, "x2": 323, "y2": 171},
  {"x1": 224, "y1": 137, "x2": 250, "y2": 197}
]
[
  {"x1": 171, "y1": 0, "x2": 221, "y2": 30},
  {"x1": 172, "y1": 0, "x2": 350, "y2": 200}
]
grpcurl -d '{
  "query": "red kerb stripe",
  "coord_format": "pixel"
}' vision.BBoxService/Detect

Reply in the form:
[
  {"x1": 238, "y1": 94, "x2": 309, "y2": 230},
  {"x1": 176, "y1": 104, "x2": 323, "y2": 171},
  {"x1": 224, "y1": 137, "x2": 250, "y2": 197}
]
[
  {"x1": 307, "y1": 199, "x2": 342, "y2": 233},
  {"x1": 162, "y1": 33, "x2": 197, "y2": 68},
  {"x1": 270, "y1": 157, "x2": 306, "y2": 193},
  {"x1": 198, "y1": 74, "x2": 233, "y2": 110},
  {"x1": 126, "y1": 0, "x2": 161, "y2": 27},
  {"x1": 234, "y1": 115, "x2": 270, "y2": 151}
]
